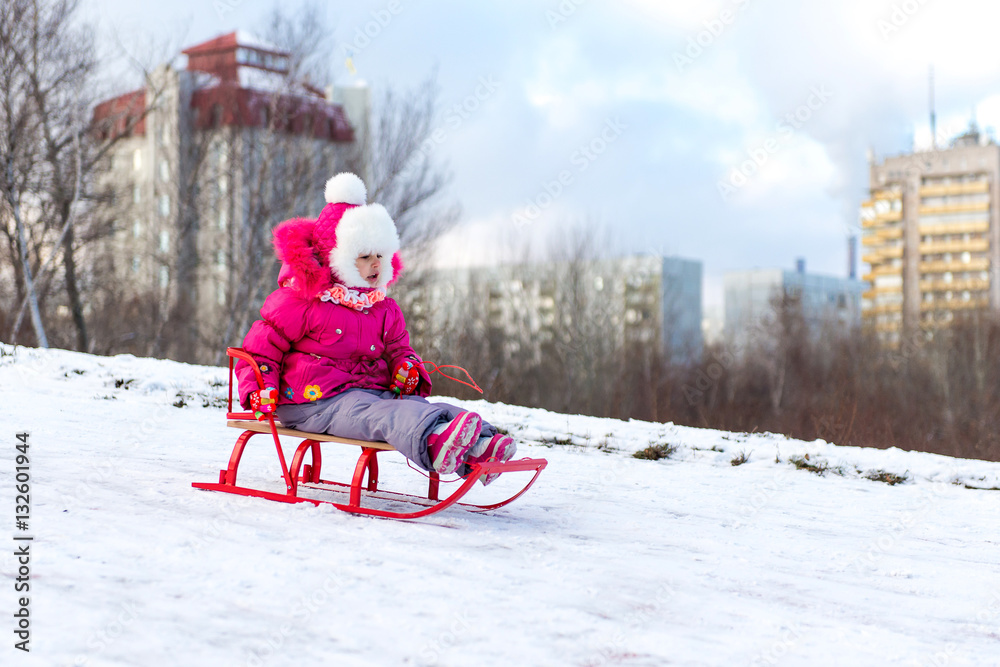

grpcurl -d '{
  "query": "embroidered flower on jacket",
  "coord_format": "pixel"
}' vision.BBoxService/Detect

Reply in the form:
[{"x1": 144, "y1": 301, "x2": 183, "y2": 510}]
[
  {"x1": 303, "y1": 385, "x2": 323, "y2": 401},
  {"x1": 260, "y1": 363, "x2": 271, "y2": 374},
  {"x1": 284, "y1": 387, "x2": 294, "y2": 400}
]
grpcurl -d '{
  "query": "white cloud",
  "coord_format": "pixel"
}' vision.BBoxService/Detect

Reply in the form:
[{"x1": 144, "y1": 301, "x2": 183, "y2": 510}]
[
  {"x1": 431, "y1": 200, "x2": 598, "y2": 269},
  {"x1": 524, "y1": 41, "x2": 763, "y2": 133},
  {"x1": 722, "y1": 133, "x2": 839, "y2": 210},
  {"x1": 619, "y1": 0, "x2": 729, "y2": 31}
]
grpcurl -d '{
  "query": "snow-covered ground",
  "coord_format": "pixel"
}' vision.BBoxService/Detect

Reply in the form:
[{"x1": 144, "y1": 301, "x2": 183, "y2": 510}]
[{"x1": 2, "y1": 343, "x2": 1000, "y2": 666}]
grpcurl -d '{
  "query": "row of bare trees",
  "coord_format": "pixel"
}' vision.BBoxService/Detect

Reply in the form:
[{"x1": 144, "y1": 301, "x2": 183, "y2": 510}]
[{"x1": 679, "y1": 304, "x2": 1000, "y2": 463}]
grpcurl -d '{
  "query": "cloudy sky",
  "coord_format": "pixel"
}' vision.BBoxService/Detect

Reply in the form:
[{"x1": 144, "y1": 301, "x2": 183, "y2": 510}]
[{"x1": 83, "y1": 0, "x2": 1000, "y2": 309}]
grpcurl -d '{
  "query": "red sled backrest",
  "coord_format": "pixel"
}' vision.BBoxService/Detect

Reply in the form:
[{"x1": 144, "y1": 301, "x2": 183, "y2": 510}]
[{"x1": 226, "y1": 347, "x2": 265, "y2": 420}]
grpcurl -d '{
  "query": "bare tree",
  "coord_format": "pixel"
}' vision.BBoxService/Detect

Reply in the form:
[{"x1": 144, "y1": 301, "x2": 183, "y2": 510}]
[
  {"x1": 0, "y1": 0, "x2": 53, "y2": 348},
  {"x1": 1, "y1": 0, "x2": 161, "y2": 351},
  {"x1": 356, "y1": 72, "x2": 460, "y2": 261}
]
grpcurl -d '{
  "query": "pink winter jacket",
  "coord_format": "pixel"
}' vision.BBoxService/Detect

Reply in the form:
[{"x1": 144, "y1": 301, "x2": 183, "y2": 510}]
[{"x1": 235, "y1": 286, "x2": 432, "y2": 409}]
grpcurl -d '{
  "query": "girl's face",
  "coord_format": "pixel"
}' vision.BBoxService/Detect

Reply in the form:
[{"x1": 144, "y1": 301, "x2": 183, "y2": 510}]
[{"x1": 355, "y1": 253, "x2": 382, "y2": 287}]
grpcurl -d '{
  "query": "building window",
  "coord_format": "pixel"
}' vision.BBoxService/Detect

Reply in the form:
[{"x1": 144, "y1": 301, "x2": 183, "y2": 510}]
[
  {"x1": 131, "y1": 256, "x2": 140, "y2": 273},
  {"x1": 159, "y1": 230, "x2": 170, "y2": 253},
  {"x1": 132, "y1": 219, "x2": 143, "y2": 238},
  {"x1": 133, "y1": 184, "x2": 141, "y2": 204},
  {"x1": 160, "y1": 159, "x2": 169, "y2": 182},
  {"x1": 159, "y1": 266, "x2": 169, "y2": 289},
  {"x1": 219, "y1": 174, "x2": 228, "y2": 195},
  {"x1": 159, "y1": 194, "x2": 170, "y2": 217},
  {"x1": 133, "y1": 149, "x2": 142, "y2": 171},
  {"x1": 218, "y1": 206, "x2": 227, "y2": 231},
  {"x1": 216, "y1": 249, "x2": 226, "y2": 271},
  {"x1": 217, "y1": 282, "x2": 226, "y2": 305}
]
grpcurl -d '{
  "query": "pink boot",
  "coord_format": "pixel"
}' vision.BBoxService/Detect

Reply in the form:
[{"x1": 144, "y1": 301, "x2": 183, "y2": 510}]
[
  {"x1": 466, "y1": 433, "x2": 517, "y2": 486},
  {"x1": 427, "y1": 412, "x2": 482, "y2": 474}
]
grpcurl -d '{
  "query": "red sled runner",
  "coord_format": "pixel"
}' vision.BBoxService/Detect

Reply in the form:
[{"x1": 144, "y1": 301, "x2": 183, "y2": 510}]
[{"x1": 192, "y1": 348, "x2": 548, "y2": 519}]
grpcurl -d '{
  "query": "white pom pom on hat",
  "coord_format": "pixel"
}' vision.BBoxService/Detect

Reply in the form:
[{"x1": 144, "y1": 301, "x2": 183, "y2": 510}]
[{"x1": 324, "y1": 172, "x2": 367, "y2": 205}]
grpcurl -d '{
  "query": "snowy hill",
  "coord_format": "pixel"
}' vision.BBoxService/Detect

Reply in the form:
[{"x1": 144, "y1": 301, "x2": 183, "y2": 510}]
[{"x1": 2, "y1": 343, "x2": 1000, "y2": 666}]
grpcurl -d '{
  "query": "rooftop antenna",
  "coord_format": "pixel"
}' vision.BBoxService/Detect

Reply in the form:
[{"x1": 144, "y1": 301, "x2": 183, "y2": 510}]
[{"x1": 929, "y1": 64, "x2": 937, "y2": 150}]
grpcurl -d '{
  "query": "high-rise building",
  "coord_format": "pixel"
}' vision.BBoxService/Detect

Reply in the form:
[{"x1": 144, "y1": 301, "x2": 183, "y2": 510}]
[
  {"x1": 861, "y1": 124, "x2": 999, "y2": 345},
  {"x1": 400, "y1": 255, "x2": 704, "y2": 365},
  {"x1": 723, "y1": 264, "x2": 862, "y2": 349},
  {"x1": 89, "y1": 31, "x2": 369, "y2": 361}
]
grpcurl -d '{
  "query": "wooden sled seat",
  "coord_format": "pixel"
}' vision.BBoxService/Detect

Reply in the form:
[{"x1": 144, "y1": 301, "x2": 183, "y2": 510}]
[
  {"x1": 193, "y1": 347, "x2": 547, "y2": 520},
  {"x1": 227, "y1": 419, "x2": 396, "y2": 450}
]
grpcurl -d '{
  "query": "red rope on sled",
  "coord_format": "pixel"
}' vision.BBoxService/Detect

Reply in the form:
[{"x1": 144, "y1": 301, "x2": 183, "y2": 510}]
[
  {"x1": 418, "y1": 361, "x2": 483, "y2": 394},
  {"x1": 396, "y1": 362, "x2": 482, "y2": 482}
]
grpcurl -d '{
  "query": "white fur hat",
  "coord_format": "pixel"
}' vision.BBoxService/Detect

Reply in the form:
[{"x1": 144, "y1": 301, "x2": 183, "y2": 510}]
[{"x1": 313, "y1": 173, "x2": 401, "y2": 289}]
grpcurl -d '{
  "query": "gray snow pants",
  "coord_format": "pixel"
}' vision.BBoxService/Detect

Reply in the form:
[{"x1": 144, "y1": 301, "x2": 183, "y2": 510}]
[{"x1": 275, "y1": 388, "x2": 497, "y2": 472}]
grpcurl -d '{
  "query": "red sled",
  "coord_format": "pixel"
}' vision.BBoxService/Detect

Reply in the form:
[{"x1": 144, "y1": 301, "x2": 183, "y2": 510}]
[{"x1": 192, "y1": 348, "x2": 548, "y2": 520}]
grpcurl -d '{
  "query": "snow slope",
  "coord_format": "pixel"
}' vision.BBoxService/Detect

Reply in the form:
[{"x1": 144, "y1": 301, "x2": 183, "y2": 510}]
[{"x1": 2, "y1": 343, "x2": 1000, "y2": 666}]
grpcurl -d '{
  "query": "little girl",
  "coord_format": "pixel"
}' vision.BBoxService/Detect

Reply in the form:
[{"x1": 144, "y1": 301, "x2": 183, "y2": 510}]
[{"x1": 235, "y1": 172, "x2": 516, "y2": 483}]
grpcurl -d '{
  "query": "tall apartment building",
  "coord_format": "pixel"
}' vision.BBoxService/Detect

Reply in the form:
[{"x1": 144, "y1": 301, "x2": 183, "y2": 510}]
[
  {"x1": 399, "y1": 255, "x2": 704, "y2": 365},
  {"x1": 862, "y1": 125, "x2": 999, "y2": 345},
  {"x1": 723, "y1": 263, "x2": 863, "y2": 349},
  {"x1": 90, "y1": 31, "x2": 369, "y2": 361}
]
